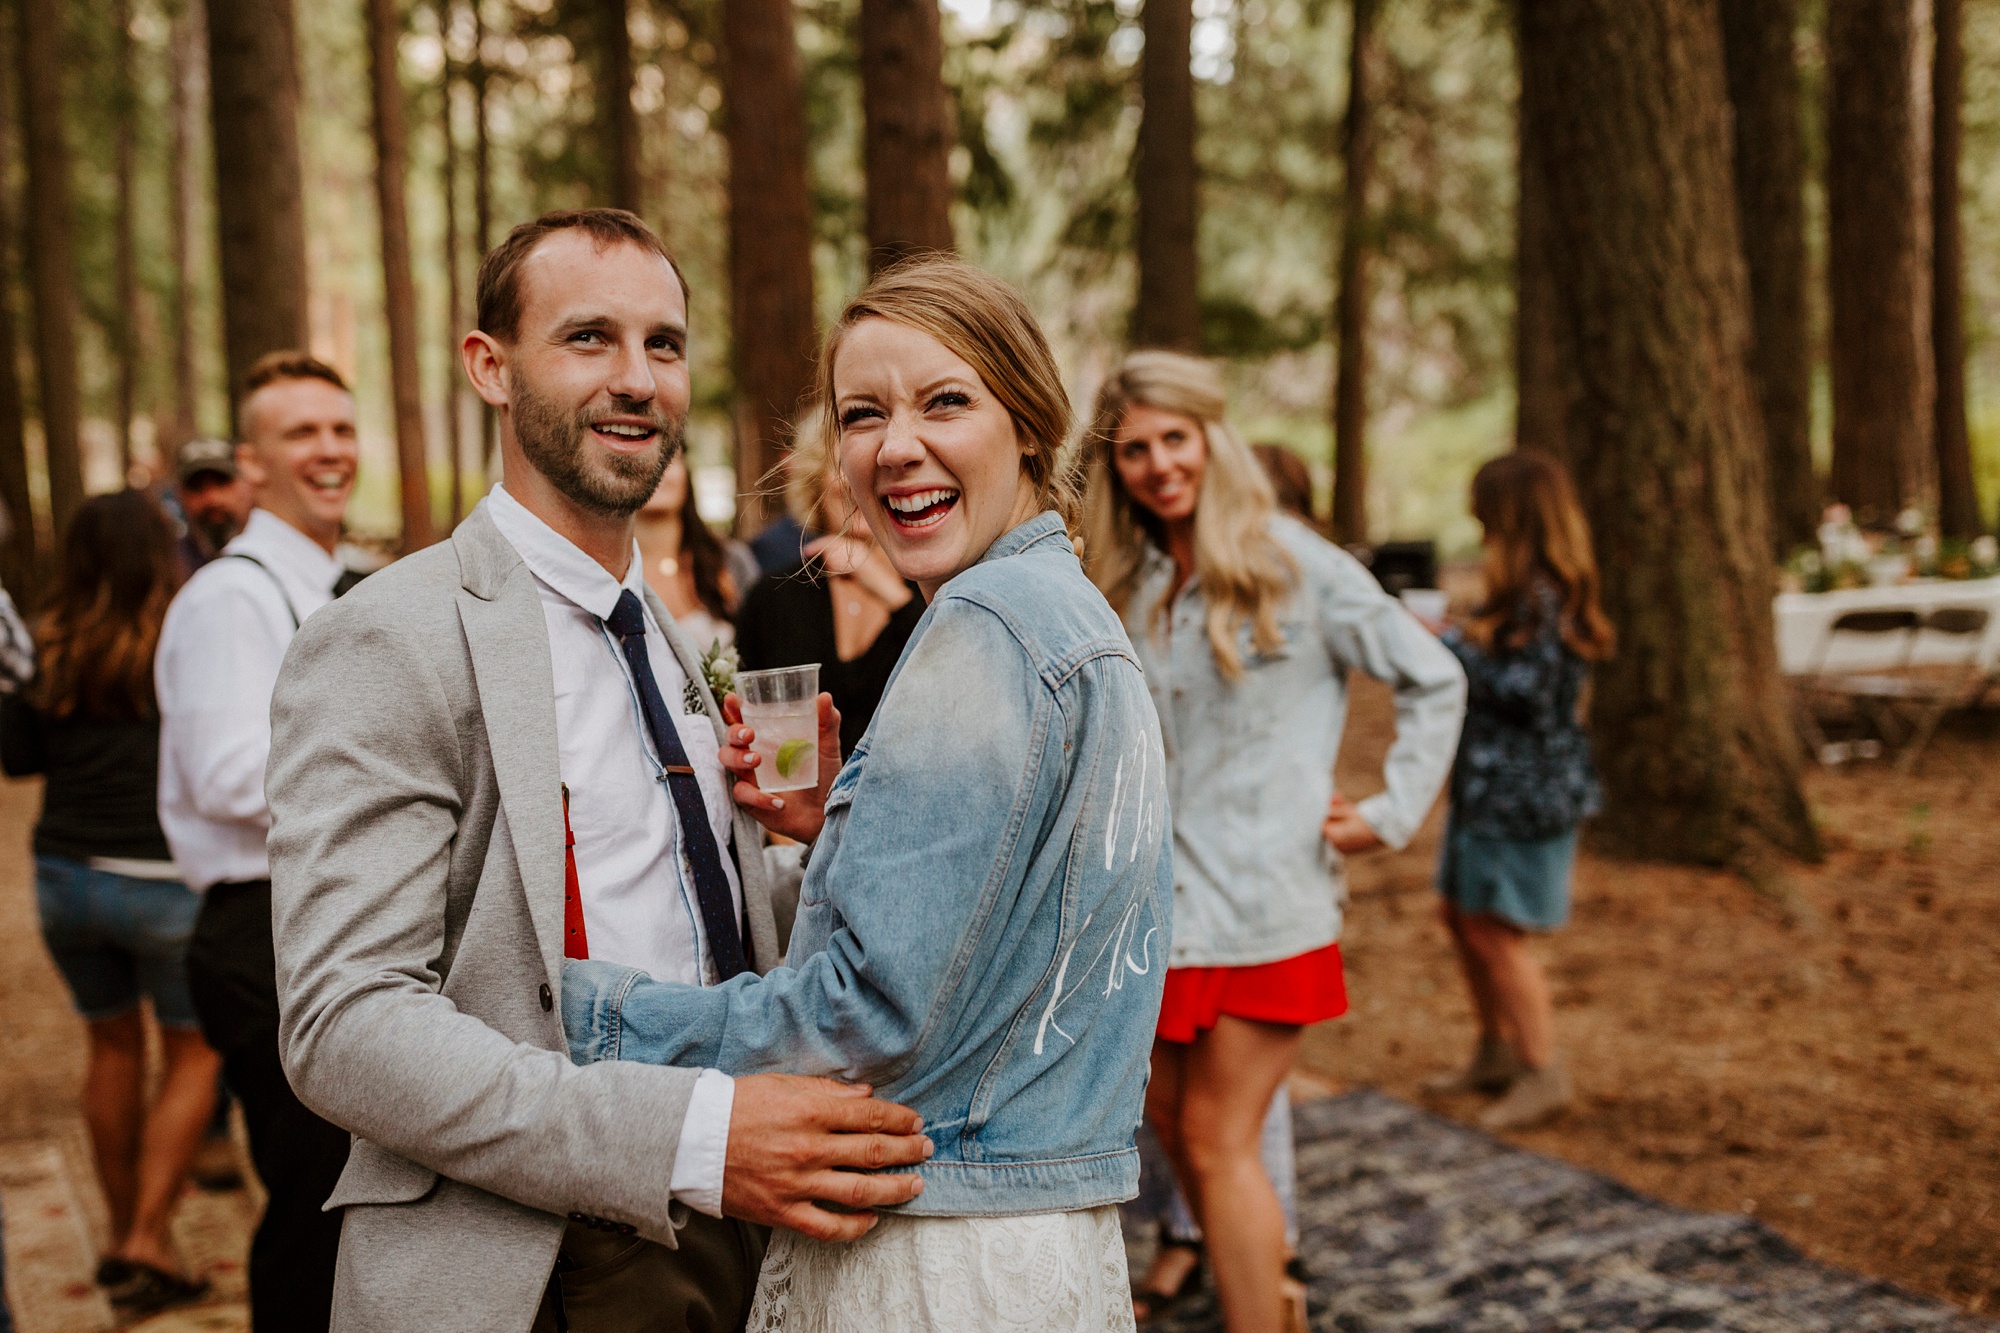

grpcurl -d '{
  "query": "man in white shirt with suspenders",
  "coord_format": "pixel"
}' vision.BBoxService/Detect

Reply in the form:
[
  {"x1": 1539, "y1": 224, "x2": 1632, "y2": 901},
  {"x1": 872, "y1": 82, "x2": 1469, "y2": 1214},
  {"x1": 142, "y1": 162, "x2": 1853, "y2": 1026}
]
[{"x1": 156, "y1": 350, "x2": 361, "y2": 1332}]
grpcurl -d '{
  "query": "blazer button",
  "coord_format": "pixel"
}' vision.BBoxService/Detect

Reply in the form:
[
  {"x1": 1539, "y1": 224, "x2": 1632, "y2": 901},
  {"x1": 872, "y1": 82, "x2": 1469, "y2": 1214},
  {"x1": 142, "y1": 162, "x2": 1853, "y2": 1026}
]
[
  {"x1": 567, "y1": 1211, "x2": 587, "y2": 1224},
  {"x1": 540, "y1": 983, "x2": 554, "y2": 1012}
]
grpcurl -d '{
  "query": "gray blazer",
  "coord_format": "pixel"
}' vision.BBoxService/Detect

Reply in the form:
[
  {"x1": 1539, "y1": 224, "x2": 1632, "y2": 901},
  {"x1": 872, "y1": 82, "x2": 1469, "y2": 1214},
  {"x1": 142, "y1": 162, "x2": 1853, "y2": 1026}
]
[{"x1": 266, "y1": 502, "x2": 789, "y2": 1333}]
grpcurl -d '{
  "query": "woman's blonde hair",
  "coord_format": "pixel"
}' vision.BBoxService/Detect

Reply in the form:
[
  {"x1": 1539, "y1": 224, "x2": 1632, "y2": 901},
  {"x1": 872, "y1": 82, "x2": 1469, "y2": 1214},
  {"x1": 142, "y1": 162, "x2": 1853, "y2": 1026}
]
[
  {"x1": 1079, "y1": 350, "x2": 1296, "y2": 679},
  {"x1": 813, "y1": 256, "x2": 1077, "y2": 525},
  {"x1": 1466, "y1": 450, "x2": 1616, "y2": 661}
]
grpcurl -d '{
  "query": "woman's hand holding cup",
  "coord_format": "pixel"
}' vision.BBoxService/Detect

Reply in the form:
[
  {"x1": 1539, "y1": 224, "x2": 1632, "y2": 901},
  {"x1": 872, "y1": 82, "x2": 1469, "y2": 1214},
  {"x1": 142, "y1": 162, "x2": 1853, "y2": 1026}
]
[{"x1": 721, "y1": 691, "x2": 842, "y2": 845}]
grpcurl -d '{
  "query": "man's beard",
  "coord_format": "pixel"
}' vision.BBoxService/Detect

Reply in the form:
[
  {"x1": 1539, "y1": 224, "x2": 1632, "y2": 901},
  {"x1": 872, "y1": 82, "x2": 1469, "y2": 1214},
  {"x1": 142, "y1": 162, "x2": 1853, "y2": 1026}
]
[
  {"x1": 511, "y1": 370, "x2": 682, "y2": 516},
  {"x1": 190, "y1": 511, "x2": 243, "y2": 555}
]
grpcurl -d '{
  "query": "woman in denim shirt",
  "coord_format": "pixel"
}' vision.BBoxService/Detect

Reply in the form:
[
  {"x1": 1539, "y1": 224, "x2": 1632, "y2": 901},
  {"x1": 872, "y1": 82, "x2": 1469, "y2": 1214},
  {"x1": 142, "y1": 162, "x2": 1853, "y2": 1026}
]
[
  {"x1": 563, "y1": 260, "x2": 1171, "y2": 1330},
  {"x1": 1430, "y1": 451, "x2": 1615, "y2": 1131},
  {"x1": 1081, "y1": 352, "x2": 1465, "y2": 1331}
]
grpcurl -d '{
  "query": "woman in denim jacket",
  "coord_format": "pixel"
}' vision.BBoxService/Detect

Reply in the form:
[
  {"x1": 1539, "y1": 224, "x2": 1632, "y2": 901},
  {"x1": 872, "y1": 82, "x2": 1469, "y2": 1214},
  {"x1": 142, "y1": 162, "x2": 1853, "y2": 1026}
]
[
  {"x1": 562, "y1": 259, "x2": 1172, "y2": 1330},
  {"x1": 1429, "y1": 451, "x2": 1615, "y2": 1131},
  {"x1": 1080, "y1": 352, "x2": 1465, "y2": 1330}
]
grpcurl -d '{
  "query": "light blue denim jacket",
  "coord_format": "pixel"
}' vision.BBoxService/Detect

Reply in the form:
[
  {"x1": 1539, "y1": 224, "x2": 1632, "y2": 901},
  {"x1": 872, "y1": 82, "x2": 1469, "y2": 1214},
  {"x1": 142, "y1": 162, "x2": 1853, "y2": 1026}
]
[
  {"x1": 1127, "y1": 514, "x2": 1465, "y2": 968},
  {"x1": 564, "y1": 513, "x2": 1173, "y2": 1215}
]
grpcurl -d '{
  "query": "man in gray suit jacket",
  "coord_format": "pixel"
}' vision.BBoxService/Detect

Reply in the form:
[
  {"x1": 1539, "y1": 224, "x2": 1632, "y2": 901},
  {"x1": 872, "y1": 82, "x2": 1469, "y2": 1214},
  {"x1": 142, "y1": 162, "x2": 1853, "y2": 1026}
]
[{"x1": 264, "y1": 209, "x2": 930, "y2": 1333}]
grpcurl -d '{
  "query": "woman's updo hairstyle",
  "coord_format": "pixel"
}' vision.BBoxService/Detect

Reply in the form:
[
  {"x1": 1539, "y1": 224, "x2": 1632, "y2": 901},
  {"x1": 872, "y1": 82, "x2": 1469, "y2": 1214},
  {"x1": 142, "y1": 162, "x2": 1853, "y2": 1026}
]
[{"x1": 815, "y1": 256, "x2": 1078, "y2": 524}]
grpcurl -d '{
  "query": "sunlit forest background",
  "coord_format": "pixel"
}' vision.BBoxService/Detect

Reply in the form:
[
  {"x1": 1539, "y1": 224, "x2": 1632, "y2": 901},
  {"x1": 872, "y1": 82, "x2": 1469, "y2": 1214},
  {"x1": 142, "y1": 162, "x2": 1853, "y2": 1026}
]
[{"x1": 36, "y1": 0, "x2": 2000, "y2": 557}]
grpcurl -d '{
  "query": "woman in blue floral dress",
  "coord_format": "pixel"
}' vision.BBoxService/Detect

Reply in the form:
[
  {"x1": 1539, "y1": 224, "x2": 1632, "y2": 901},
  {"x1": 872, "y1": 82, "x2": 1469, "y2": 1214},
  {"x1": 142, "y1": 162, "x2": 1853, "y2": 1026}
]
[{"x1": 1432, "y1": 451, "x2": 1616, "y2": 1130}]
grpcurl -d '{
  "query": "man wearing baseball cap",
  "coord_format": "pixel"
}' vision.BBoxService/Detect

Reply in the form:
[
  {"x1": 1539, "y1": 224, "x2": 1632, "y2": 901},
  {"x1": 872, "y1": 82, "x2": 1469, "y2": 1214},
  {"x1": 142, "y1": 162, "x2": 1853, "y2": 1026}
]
[{"x1": 174, "y1": 438, "x2": 254, "y2": 578}]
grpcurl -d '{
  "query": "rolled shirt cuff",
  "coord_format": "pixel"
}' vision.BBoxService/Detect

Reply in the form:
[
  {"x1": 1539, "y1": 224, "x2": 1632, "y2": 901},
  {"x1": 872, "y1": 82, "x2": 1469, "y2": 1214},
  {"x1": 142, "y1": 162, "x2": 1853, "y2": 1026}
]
[
  {"x1": 667, "y1": 1068, "x2": 733, "y2": 1218},
  {"x1": 1356, "y1": 791, "x2": 1418, "y2": 851}
]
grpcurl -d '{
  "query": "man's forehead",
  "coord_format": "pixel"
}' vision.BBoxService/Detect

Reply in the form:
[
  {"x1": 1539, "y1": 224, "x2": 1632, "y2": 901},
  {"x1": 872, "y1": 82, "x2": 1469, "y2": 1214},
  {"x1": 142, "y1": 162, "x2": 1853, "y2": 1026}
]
[
  {"x1": 244, "y1": 377, "x2": 355, "y2": 429},
  {"x1": 516, "y1": 232, "x2": 686, "y2": 329}
]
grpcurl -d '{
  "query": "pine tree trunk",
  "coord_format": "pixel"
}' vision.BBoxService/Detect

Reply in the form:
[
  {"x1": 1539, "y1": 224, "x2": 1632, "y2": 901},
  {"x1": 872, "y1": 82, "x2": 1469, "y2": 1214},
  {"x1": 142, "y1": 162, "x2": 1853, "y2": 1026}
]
[
  {"x1": 437, "y1": 0, "x2": 464, "y2": 526},
  {"x1": 1931, "y1": 0, "x2": 1977, "y2": 537},
  {"x1": 1134, "y1": 0, "x2": 1199, "y2": 351},
  {"x1": 721, "y1": 0, "x2": 816, "y2": 535},
  {"x1": 1719, "y1": 0, "x2": 1817, "y2": 553},
  {"x1": 1329, "y1": 0, "x2": 1376, "y2": 547},
  {"x1": 368, "y1": 0, "x2": 436, "y2": 550},
  {"x1": 114, "y1": 0, "x2": 137, "y2": 480},
  {"x1": 472, "y1": 0, "x2": 495, "y2": 480},
  {"x1": 1826, "y1": 0, "x2": 1933, "y2": 526},
  {"x1": 858, "y1": 0, "x2": 955, "y2": 273},
  {"x1": 168, "y1": 0, "x2": 204, "y2": 448},
  {"x1": 1512, "y1": 4, "x2": 1572, "y2": 462},
  {"x1": 205, "y1": 0, "x2": 310, "y2": 402},
  {"x1": 1517, "y1": 0, "x2": 1818, "y2": 865},
  {"x1": 595, "y1": 0, "x2": 641, "y2": 215},
  {"x1": 0, "y1": 17, "x2": 36, "y2": 595},
  {"x1": 16, "y1": 0, "x2": 84, "y2": 538}
]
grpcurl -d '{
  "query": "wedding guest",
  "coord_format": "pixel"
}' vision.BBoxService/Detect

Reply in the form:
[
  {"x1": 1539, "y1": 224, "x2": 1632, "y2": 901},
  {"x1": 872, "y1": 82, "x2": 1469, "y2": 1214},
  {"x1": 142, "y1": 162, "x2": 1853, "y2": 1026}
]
[
  {"x1": 261, "y1": 209, "x2": 929, "y2": 1333},
  {"x1": 1081, "y1": 350, "x2": 1465, "y2": 1332},
  {"x1": 1253, "y1": 442, "x2": 1317, "y2": 527},
  {"x1": 5, "y1": 492, "x2": 217, "y2": 1317},
  {"x1": 174, "y1": 438, "x2": 256, "y2": 577},
  {"x1": 563, "y1": 256, "x2": 1173, "y2": 1330},
  {"x1": 734, "y1": 434, "x2": 924, "y2": 756},
  {"x1": 636, "y1": 452, "x2": 758, "y2": 650},
  {"x1": 1428, "y1": 451, "x2": 1613, "y2": 1129},
  {"x1": 158, "y1": 352, "x2": 361, "y2": 1332}
]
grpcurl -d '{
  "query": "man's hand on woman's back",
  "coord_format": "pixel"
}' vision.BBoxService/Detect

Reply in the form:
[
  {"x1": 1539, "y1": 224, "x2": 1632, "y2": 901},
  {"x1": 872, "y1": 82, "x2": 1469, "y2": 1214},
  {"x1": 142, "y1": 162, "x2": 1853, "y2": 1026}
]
[{"x1": 722, "y1": 1074, "x2": 932, "y2": 1241}]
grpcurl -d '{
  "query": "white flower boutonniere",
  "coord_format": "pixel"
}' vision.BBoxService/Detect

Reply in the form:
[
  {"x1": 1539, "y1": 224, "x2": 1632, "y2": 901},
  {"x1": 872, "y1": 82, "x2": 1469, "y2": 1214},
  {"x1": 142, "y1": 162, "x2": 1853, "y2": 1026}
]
[{"x1": 684, "y1": 639, "x2": 740, "y2": 715}]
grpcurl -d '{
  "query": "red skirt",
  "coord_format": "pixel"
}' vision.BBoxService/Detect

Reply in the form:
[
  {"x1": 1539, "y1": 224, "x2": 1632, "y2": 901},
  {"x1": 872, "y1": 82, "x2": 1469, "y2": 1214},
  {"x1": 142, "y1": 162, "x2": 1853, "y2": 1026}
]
[{"x1": 1155, "y1": 941, "x2": 1348, "y2": 1044}]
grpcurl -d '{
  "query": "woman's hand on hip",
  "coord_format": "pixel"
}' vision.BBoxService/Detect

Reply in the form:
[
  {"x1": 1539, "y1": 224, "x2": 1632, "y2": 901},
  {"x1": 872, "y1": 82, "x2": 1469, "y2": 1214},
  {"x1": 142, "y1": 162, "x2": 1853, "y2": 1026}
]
[
  {"x1": 1322, "y1": 793, "x2": 1386, "y2": 855},
  {"x1": 720, "y1": 691, "x2": 841, "y2": 844}
]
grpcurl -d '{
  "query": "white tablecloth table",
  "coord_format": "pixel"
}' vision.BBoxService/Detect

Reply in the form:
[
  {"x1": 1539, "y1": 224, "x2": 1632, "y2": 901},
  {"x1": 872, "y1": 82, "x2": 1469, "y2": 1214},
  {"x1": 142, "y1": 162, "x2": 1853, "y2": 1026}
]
[{"x1": 1775, "y1": 576, "x2": 2000, "y2": 675}]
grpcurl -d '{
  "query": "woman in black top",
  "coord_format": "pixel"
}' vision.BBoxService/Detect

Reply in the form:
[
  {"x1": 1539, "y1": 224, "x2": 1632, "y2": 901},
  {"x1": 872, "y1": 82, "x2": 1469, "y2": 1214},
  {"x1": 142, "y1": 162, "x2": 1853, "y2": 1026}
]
[
  {"x1": 735, "y1": 453, "x2": 925, "y2": 757},
  {"x1": 3, "y1": 491, "x2": 217, "y2": 1313}
]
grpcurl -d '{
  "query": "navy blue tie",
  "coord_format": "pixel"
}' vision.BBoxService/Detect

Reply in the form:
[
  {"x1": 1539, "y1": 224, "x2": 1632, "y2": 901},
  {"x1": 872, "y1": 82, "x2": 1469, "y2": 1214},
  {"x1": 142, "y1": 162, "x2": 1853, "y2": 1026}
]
[{"x1": 604, "y1": 589, "x2": 749, "y2": 980}]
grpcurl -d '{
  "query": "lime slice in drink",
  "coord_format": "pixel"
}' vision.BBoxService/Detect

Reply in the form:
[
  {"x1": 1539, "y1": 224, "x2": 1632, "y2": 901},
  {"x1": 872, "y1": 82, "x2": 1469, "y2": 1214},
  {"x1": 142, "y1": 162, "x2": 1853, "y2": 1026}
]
[{"x1": 775, "y1": 738, "x2": 815, "y2": 780}]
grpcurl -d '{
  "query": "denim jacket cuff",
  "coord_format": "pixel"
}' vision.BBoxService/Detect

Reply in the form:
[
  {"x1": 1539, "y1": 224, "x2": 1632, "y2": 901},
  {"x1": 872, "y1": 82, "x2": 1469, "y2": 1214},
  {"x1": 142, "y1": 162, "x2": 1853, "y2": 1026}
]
[{"x1": 561, "y1": 957, "x2": 646, "y2": 1064}]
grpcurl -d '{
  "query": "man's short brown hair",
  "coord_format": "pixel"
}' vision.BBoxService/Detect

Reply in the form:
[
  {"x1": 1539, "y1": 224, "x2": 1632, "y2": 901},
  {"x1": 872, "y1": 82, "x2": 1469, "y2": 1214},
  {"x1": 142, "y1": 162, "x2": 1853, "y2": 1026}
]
[
  {"x1": 476, "y1": 208, "x2": 689, "y2": 344},
  {"x1": 237, "y1": 351, "x2": 350, "y2": 433}
]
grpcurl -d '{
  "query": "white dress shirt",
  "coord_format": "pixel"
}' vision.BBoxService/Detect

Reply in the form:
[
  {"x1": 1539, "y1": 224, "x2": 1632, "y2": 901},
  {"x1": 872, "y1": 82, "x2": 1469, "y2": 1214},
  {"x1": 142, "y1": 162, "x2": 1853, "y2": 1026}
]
[
  {"x1": 157, "y1": 509, "x2": 340, "y2": 890},
  {"x1": 485, "y1": 486, "x2": 736, "y2": 1216}
]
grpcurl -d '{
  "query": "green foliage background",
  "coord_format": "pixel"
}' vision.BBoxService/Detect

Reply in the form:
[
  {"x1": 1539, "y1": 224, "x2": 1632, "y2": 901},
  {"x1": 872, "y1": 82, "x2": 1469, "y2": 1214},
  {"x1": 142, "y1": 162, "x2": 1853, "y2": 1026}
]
[{"x1": 24, "y1": 0, "x2": 2000, "y2": 555}]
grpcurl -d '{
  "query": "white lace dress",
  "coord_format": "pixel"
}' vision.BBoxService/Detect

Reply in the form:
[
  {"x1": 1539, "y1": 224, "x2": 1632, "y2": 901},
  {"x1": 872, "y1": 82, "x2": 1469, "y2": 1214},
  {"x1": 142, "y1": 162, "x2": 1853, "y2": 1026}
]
[{"x1": 745, "y1": 1206, "x2": 1136, "y2": 1332}]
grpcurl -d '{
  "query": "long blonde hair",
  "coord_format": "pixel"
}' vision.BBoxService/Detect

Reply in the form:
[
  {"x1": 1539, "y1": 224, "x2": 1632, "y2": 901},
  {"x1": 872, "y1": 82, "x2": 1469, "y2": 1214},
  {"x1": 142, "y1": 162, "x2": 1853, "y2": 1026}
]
[
  {"x1": 814, "y1": 256, "x2": 1078, "y2": 526},
  {"x1": 1079, "y1": 351, "x2": 1296, "y2": 678}
]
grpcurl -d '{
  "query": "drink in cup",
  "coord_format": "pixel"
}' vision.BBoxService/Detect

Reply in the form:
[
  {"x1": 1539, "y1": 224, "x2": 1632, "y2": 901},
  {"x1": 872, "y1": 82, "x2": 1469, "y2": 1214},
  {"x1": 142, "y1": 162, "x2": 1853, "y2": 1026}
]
[{"x1": 736, "y1": 664, "x2": 820, "y2": 793}]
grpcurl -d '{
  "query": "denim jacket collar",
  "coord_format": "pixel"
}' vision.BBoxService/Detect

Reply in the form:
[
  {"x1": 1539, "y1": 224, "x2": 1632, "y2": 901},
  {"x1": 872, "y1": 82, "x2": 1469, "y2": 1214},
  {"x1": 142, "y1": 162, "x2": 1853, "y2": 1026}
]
[{"x1": 971, "y1": 510, "x2": 1069, "y2": 572}]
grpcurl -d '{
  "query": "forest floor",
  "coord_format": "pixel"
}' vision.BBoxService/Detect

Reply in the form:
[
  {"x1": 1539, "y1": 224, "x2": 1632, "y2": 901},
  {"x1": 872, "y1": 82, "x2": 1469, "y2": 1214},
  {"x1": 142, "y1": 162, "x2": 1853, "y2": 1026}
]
[
  {"x1": 1312, "y1": 676, "x2": 2000, "y2": 1318},
  {"x1": 0, "y1": 686, "x2": 1993, "y2": 1325}
]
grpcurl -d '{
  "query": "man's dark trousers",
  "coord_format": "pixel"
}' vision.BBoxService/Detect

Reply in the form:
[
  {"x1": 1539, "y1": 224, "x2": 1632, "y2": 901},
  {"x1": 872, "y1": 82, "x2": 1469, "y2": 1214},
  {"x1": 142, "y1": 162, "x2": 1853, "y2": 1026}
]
[{"x1": 185, "y1": 879, "x2": 351, "y2": 1332}]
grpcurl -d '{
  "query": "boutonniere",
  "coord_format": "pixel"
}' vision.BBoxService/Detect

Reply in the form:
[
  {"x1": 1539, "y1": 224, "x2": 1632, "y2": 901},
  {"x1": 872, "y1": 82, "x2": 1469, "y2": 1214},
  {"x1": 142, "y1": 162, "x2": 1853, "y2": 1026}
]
[{"x1": 684, "y1": 639, "x2": 740, "y2": 715}]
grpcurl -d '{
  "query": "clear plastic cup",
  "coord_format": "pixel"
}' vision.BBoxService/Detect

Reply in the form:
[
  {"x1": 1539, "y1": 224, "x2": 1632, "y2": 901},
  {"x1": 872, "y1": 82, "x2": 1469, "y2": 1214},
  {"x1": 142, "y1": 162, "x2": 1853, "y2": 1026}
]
[{"x1": 736, "y1": 664, "x2": 821, "y2": 793}]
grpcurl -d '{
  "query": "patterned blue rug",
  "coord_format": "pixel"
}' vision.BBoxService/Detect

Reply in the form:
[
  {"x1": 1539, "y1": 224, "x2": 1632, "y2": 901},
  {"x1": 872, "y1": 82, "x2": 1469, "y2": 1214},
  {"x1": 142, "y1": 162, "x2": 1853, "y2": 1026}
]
[{"x1": 1125, "y1": 1089, "x2": 1991, "y2": 1332}]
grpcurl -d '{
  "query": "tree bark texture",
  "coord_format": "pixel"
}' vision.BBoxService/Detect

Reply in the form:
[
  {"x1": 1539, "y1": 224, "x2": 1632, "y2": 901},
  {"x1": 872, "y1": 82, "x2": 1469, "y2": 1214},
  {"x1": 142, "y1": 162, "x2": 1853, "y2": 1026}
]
[
  {"x1": 205, "y1": 0, "x2": 310, "y2": 403},
  {"x1": 168, "y1": 0, "x2": 205, "y2": 448},
  {"x1": 1134, "y1": 0, "x2": 1200, "y2": 351},
  {"x1": 1719, "y1": 0, "x2": 1817, "y2": 553},
  {"x1": 1516, "y1": 0, "x2": 1818, "y2": 864},
  {"x1": 1512, "y1": 3, "x2": 1572, "y2": 462},
  {"x1": 368, "y1": 0, "x2": 436, "y2": 550},
  {"x1": 595, "y1": 0, "x2": 641, "y2": 214},
  {"x1": 1330, "y1": 0, "x2": 1376, "y2": 547},
  {"x1": 437, "y1": 0, "x2": 464, "y2": 526},
  {"x1": 0, "y1": 18, "x2": 36, "y2": 594},
  {"x1": 114, "y1": 0, "x2": 137, "y2": 477},
  {"x1": 1826, "y1": 0, "x2": 1933, "y2": 525},
  {"x1": 1931, "y1": 0, "x2": 1977, "y2": 536},
  {"x1": 858, "y1": 0, "x2": 955, "y2": 272},
  {"x1": 472, "y1": 0, "x2": 495, "y2": 478},
  {"x1": 17, "y1": 0, "x2": 85, "y2": 539},
  {"x1": 721, "y1": 0, "x2": 816, "y2": 534}
]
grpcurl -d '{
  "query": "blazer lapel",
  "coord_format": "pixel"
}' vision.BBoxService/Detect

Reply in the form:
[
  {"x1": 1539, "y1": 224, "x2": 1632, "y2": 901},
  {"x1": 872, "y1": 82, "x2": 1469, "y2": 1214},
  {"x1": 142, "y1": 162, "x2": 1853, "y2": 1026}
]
[{"x1": 456, "y1": 506, "x2": 567, "y2": 987}]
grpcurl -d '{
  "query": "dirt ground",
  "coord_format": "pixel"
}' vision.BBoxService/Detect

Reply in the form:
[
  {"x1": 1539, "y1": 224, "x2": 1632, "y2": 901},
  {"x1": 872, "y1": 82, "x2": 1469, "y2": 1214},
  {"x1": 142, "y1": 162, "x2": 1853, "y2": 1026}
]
[
  {"x1": 0, "y1": 685, "x2": 1994, "y2": 1322},
  {"x1": 1314, "y1": 677, "x2": 2000, "y2": 1318}
]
